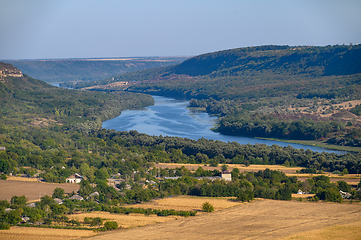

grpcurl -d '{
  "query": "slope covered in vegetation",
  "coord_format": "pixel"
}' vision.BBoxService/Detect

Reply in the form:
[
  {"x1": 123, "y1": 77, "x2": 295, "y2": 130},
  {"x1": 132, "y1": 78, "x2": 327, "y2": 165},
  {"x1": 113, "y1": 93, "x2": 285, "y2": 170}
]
[{"x1": 65, "y1": 45, "x2": 361, "y2": 148}]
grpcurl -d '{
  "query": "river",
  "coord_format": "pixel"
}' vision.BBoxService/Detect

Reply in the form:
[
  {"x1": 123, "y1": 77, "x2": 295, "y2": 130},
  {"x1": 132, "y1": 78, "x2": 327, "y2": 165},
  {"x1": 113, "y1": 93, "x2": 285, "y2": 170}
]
[{"x1": 102, "y1": 95, "x2": 345, "y2": 154}]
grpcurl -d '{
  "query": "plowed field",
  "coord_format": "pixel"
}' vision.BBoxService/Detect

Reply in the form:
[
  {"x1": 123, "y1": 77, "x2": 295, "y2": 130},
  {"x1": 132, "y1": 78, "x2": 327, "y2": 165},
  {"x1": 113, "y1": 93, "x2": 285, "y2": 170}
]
[{"x1": 0, "y1": 180, "x2": 79, "y2": 202}]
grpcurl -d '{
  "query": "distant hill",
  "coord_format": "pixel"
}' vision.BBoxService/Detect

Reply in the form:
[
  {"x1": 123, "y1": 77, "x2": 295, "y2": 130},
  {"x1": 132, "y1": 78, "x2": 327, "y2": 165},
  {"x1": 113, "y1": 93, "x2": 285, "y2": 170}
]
[
  {"x1": 0, "y1": 62, "x2": 154, "y2": 133},
  {"x1": 73, "y1": 45, "x2": 361, "y2": 101},
  {"x1": 171, "y1": 45, "x2": 361, "y2": 77},
  {"x1": 3, "y1": 57, "x2": 189, "y2": 83}
]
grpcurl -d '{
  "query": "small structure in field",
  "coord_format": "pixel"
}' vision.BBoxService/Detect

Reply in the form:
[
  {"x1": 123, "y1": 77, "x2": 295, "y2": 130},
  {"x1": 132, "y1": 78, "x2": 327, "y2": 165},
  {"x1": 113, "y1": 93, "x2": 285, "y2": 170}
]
[
  {"x1": 69, "y1": 194, "x2": 84, "y2": 201},
  {"x1": 27, "y1": 202, "x2": 36, "y2": 208},
  {"x1": 297, "y1": 189, "x2": 305, "y2": 194},
  {"x1": 221, "y1": 170, "x2": 232, "y2": 181},
  {"x1": 66, "y1": 173, "x2": 84, "y2": 183},
  {"x1": 54, "y1": 198, "x2": 63, "y2": 204},
  {"x1": 340, "y1": 190, "x2": 351, "y2": 199}
]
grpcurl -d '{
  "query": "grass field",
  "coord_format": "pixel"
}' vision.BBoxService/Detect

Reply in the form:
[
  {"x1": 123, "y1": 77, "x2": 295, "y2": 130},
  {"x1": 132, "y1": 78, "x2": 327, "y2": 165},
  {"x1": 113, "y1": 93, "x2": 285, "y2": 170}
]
[
  {"x1": 280, "y1": 221, "x2": 361, "y2": 240},
  {"x1": 87, "y1": 199, "x2": 361, "y2": 240},
  {"x1": 155, "y1": 163, "x2": 303, "y2": 174},
  {"x1": 128, "y1": 195, "x2": 242, "y2": 212},
  {"x1": 2, "y1": 197, "x2": 361, "y2": 239},
  {"x1": 0, "y1": 180, "x2": 79, "y2": 202},
  {"x1": 155, "y1": 163, "x2": 361, "y2": 184},
  {"x1": 0, "y1": 226, "x2": 96, "y2": 240},
  {"x1": 67, "y1": 211, "x2": 179, "y2": 229},
  {"x1": 6, "y1": 176, "x2": 39, "y2": 182}
]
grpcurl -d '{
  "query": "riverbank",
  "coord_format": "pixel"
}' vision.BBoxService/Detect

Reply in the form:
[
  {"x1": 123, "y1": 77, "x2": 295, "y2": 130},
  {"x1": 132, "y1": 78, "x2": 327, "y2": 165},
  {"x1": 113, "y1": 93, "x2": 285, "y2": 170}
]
[
  {"x1": 257, "y1": 137, "x2": 361, "y2": 153},
  {"x1": 102, "y1": 95, "x2": 346, "y2": 154}
]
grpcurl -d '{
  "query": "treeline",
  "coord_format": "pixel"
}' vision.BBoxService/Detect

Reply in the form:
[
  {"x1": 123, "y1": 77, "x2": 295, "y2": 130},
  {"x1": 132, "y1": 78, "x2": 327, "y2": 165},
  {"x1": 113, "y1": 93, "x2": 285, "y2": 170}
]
[
  {"x1": 218, "y1": 115, "x2": 345, "y2": 140},
  {"x1": 327, "y1": 128, "x2": 361, "y2": 147},
  {"x1": 94, "y1": 129, "x2": 361, "y2": 174}
]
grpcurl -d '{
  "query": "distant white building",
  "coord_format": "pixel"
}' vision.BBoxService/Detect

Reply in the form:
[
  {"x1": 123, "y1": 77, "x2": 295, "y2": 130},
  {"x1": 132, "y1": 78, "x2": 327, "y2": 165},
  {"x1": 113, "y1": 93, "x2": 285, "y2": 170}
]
[
  {"x1": 66, "y1": 173, "x2": 84, "y2": 183},
  {"x1": 297, "y1": 189, "x2": 305, "y2": 194},
  {"x1": 69, "y1": 194, "x2": 84, "y2": 201},
  {"x1": 221, "y1": 170, "x2": 232, "y2": 181}
]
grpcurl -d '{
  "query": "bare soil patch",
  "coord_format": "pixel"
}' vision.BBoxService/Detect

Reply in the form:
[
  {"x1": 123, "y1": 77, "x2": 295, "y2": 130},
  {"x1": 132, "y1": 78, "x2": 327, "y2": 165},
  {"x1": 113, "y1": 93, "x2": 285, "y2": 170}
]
[
  {"x1": 0, "y1": 180, "x2": 79, "y2": 202},
  {"x1": 0, "y1": 226, "x2": 96, "y2": 240},
  {"x1": 287, "y1": 99, "x2": 361, "y2": 123},
  {"x1": 87, "y1": 199, "x2": 361, "y2": 240}
]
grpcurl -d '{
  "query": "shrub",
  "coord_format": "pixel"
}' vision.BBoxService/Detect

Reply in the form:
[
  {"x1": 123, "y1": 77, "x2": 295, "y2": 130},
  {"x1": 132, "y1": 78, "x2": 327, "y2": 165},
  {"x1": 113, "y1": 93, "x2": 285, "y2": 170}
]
[
  {"x1": 90, "y1": 217, "x2": 103, "y2": 226},
  {"x1": 237, "y1": 189, "x2": 254, "y2": 202},
  {"x1": 84, "y1": 217, "x2": 91, "y2": 224},
  {"x1": 0, "y1": 222, "x2": 10, "y2": 230},
  {"x1": 1, "y1": 174, "x2": 7, "y2": 180},
  {"x1": 104, "y1": 221, "x2": 118, "y2": 230},
  {"x1": 202, "y1": 202, "x2": 214, "y2": 212}
]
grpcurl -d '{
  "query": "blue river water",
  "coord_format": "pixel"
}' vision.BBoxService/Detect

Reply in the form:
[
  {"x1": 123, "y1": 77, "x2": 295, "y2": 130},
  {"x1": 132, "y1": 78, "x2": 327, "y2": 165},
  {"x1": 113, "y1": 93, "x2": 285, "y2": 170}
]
[{"x1": 103, "y1": 95, "x2": 345, "y2": 154}]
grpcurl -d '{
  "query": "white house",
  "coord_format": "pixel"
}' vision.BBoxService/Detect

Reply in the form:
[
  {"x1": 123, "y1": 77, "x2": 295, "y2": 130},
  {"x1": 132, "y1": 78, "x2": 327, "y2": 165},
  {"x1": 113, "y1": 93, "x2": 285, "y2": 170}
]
[
  {"x1": 221, "y1": 170, "x2": 232, "y2": 181},
  {"x1": 66, "y1": 173, "x2": 84, "y2": 183}
]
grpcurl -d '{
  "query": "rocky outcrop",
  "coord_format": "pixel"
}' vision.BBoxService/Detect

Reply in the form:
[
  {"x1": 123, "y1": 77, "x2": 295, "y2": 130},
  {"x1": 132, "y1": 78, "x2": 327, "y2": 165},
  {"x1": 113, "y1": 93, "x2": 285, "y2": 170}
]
[{"x1": 0, "y1": 62, "x2": 23, "y2": 81}]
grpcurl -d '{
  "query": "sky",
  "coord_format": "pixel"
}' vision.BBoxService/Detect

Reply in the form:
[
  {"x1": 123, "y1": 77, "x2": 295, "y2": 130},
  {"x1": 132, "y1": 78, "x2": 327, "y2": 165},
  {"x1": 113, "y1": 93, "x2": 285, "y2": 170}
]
[{"x1": 1, "y1": 0, "x2": 361, "y2": 60}]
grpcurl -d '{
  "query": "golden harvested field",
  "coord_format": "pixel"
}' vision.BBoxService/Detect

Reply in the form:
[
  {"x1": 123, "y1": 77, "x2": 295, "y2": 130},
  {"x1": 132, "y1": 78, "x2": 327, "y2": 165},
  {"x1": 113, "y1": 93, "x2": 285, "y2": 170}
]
[
  {"x1": 88, "y1": 199, "x2": 361, "y2": 240},
  {"x1": 0, "y1": 180, "x2": 79, "y2": 202},
  {"x1": 67, "y1": 211, "x2": 178, "y2": 229},
  {"x1": 6, "y1": 176, "x2": 39, "y2": 182},
  {"x1": 128, "y1": 195, "x2": 241, "y2": 212},
  {"x1": 0, "y1": 226, "x2": 96, "y2": 240},
  {"x1": 280, "y1": 221, "x2": 361, "y2": 240},
  {"x1": 155, "y1": 163, "x2": 303, "y2": 174},
  {"x1": 291, "y1": 194, "x2": 315, "y2": 199},
  {"x1": 295, "y1": 176, "x2": 361, "y2": 186}
]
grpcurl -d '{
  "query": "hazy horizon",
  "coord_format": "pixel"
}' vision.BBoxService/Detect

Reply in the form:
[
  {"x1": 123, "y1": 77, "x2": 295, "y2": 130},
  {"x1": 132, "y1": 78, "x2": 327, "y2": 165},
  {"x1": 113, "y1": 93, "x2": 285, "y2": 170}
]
[{"x1": 1, "y1": 0, "x2": 361, "y2": 60}]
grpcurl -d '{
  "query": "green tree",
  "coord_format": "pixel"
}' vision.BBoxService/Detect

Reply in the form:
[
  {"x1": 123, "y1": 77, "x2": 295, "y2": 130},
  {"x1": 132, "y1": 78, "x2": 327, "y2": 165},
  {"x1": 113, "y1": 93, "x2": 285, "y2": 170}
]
[
  {"x1": 202, "y1": 202, "x2": 214, "y2": 212},
  {"x1": 94, "y1": 168, "x2": 109, "y2": 181},
  {"x1": 104, "y1": 221, "x2": 118, "y2": 230},
  {"x1": 52, "y1": 187, "x2": 65, "y2": 199},
  {"x1": 237, "y1": 189, "x2": 254, "y2": 202},
  {"x1": 337, "y1": 181, "x2": 351, "y2": 193},
  {"x1": 11, "y1": 195, "x2": 27, "y2": 205}
]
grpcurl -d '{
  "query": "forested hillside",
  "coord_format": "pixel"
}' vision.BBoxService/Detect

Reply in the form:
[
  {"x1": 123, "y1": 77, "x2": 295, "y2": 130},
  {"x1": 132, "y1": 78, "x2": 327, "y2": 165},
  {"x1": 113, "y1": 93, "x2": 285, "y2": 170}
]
[{"x1": 65, "y1": 45, "x2": 361, "y2": 148}]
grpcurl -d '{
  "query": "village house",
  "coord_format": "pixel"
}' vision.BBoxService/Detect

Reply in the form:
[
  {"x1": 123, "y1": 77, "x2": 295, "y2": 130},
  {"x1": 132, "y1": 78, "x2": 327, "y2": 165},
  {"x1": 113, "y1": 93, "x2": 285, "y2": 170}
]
[
  {"x1": 297, "y1": 189, "x2": 305, "y2": 194},
  {"x1": 221, "y1": 170, "x2": 232, "y2": 181},
  {"x1": 66, "y1": 173, "x2": 84, "y2": 183},
  {"x1": 69, "y1": 194, "x2": 84, "y2": 201},
  {"x1": 54, "y1": 198, "x2": 63, "y2": 204}
]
